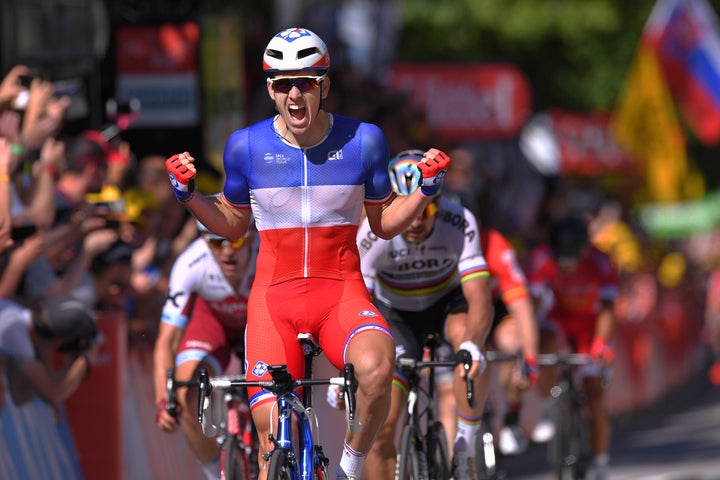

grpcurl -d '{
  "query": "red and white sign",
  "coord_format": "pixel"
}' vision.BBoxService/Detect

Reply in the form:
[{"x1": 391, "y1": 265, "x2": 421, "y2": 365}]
[
  {"x1": 115, "y1": 23, "x2": 200, "y2": 127},
  {"x1": 387, "y1": 63, "x2": 532, "y2": 140},
  {"x1": 521, "y1": 109, "x2": 636, "y2": 176}
]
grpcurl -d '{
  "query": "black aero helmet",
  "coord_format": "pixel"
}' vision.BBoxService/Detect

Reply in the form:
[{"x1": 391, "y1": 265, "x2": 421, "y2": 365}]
[
  {"x1": 549, "y1": 216, "x2": 589, "y2": 259},
  {"x1": 34, "y1": 296, "x2": 97, "y2": 352}
]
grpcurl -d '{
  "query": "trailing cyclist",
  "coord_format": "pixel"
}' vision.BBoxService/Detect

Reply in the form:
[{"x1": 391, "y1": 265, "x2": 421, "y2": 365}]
[
  {"x1": 526, "y1": 215, "x2": 618, "y2": 480},
  {"x1": 152, "y1": 218, "x2": 257, "y2": 480},
  {"x1": 353, "y1": 149, "x2": 493, "y2": 480}
]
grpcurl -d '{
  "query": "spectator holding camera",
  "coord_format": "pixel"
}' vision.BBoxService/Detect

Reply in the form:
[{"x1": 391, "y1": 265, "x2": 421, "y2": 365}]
[{"x1": 0, "y1": 295, "x2": 98, "y2": 413}]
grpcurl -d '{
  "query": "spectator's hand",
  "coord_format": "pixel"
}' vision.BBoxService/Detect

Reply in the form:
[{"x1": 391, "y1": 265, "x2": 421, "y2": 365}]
[
  {"x1": 590, "y1": 337, "x2": 614, "y2": 366},
  {"x1": 417, "y1": 148, "x2": 451, "y2": 196},
  {"x1": 165, "y1": 152, "x2": 196, "y2": 202},
  {"x1": 35, "y1": 137, "x2": 65, "y2": 177},
  {"x1": 0, "y1": 65, "x2": 29, "y2": 110},
  {"x1": 82, "y1": 227, "x2": 120, "y2": 259},
  {"x1": 0, "y1": 110, "x2": 22, "y2": 145},
  {"x1": 155, "y1": 399, "x2": 181, "y2": 433},
  {"x1": 326, "y1": 384, "x2": 346, "y2": 410},
  {"x1": 10, "y1": 232, "x2": 44, "y2": 268}
]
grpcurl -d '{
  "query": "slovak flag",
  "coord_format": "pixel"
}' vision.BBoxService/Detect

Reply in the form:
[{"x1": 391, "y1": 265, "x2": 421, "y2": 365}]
[{"x1": 643, "y1": 0, "x2": 720, "y2": 145}]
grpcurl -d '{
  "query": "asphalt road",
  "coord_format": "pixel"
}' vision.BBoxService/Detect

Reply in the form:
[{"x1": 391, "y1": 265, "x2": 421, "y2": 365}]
[{"x1": 496, "y1": 365, "x2": 720, "y2": 480}]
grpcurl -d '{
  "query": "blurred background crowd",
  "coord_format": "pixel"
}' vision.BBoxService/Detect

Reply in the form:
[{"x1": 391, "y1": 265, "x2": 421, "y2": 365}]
[{"x1": 1, "y1": 0, "x2": 720, "y2": 478}]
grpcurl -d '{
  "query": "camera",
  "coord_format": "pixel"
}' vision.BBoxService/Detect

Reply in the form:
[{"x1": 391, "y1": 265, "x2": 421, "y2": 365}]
[{"x1": 11, "y1": 224, "x2": 37, "y2": 243}]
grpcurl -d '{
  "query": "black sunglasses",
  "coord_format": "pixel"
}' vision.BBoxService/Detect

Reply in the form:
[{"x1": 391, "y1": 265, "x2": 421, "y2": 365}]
[{"x1": 267, "y1": 75, "x2": 326, "y2": 94}]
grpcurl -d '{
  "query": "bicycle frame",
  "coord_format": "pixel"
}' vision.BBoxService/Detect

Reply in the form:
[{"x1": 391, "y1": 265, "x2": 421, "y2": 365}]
[
  {"x1": 395, "y1": 334, "x2": 473, "y2": 480},
  {"x1": 198, "y1": 362, "x2": 358, "y2": 480},
  {"x1": 537, "y1": 353, "x2": 594, "y2": 480}
]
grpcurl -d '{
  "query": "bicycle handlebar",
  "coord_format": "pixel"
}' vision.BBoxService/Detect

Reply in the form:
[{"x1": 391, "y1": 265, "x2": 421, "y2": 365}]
[
  {"x1": 536, "y1": 353, "x2": 591, "y2": 367},
  {"x1": 196, "y1": 364, "x2": 360, "y2": 434}
]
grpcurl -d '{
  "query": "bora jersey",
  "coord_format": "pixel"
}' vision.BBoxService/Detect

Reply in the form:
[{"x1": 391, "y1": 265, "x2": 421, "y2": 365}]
[
  {"x1": 357, "y1": 196, "x2": 489, "y2": 312},
  {"x1": 222, "y1": 114, "x2": 393, "y2": 286}
]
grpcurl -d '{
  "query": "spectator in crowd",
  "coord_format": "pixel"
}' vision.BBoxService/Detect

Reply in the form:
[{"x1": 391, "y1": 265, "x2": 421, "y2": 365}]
[{"x1": 0, "y1": 295, "x2": 98, "y2": 412}]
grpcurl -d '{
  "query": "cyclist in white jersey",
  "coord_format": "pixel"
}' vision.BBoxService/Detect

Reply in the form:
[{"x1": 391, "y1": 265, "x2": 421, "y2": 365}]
[
  {"x1": 356, "y1": 150, "x2": 493, "y2": 480},
  {"x1": 153, "y1": 220, "x2": 257, "y2": 480}
]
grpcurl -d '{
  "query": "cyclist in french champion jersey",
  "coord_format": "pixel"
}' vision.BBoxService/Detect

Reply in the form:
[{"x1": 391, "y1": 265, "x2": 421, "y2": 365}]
[
  {"x1": 526, "y1": 215, "x2": 618, "y2": 480},
  {"x1": 164, "y1": 28, "x2": 451, "y2": 480},
  {"x1": 153, "y1": 220, "x2": 256, "y2": 480},
  {"x1": 355, "y1": 150, "x2": 492, "y2": 480}
]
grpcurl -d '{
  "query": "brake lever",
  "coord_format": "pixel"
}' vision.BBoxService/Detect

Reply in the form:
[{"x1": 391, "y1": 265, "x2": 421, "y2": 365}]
[{"x1": 456, "y1": 349, "x2": 474, "y2": 408}]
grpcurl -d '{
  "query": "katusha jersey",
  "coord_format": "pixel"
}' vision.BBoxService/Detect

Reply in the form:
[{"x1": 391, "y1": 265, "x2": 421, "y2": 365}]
[
  {"x1": 357, "y1": 196, "x2": 489, "y2": 311},
  {"x1": 481, "y1": 228, "x2": 530, "y2": 306},
  {"x1": 526, "y1": 243, "x2": 618, "y2": 337},
  {"x1": 222, "y1": 114, "x2": 393, "y2": 285},
  {"x1": 161, "y1": 237, "x2": 256, "y2": 330}
]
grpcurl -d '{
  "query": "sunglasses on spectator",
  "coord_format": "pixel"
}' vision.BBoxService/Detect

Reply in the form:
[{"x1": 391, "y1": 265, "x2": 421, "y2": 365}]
[
  {"x1": 204, "y1": 235, "x2": 247, "y2": 250},
  {"x1": 267, "y1": 75, "x2": 326, "y2": 94},
  {"x1": 419, "y1": 201, "x2": 439, "y2": 220}
]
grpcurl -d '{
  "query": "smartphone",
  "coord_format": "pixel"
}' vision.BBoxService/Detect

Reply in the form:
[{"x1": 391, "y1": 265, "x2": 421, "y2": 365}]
[
  {"x1": 19, "y1": 74, "x2": 36, "y2": 88},
  {"x1": 11, "y1": 224, "x2": 37, "y2": 243}
]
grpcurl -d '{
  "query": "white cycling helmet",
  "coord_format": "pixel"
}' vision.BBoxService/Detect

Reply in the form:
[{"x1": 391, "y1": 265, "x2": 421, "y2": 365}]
[
  {"x1": 263, "y1": 27, "x2": 330, "y2": 73},
  {"x1": 388, "y1": 150, "x2": 424, "y2": 196}
]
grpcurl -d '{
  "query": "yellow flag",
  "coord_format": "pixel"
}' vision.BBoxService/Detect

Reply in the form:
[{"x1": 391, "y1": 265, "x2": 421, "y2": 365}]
[{"x1": 612, "y1": 42, "x2": 687, "y2": 203}]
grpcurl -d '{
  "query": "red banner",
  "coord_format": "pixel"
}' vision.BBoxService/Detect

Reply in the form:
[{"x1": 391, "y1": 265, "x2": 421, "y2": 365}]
[
  {"x1": 522, "y1": 109, "x2": 636, "y2": 176},
  {"x1": 387, "y1": 63, "x2": 532, "y2": 141}
]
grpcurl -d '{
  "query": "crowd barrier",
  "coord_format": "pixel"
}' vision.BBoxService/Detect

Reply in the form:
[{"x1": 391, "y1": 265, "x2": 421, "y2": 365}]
[{"x1": 0, "y1": 271, "x2": 709, "y2": 478}]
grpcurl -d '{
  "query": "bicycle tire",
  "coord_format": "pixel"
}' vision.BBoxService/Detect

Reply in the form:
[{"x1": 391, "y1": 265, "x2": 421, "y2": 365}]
[
  {"x1": 427, "y1": 421, "x2": 451, "y2": 480},
  {"x1": 397, "y1": 424, "x2": 428, "y2": 480},
  {"x1": 267, "y1": 448, "x2": 292, "y2": 480},
  {"x1": 221, "y1": 434, "x2": 250, "y2": 480}
]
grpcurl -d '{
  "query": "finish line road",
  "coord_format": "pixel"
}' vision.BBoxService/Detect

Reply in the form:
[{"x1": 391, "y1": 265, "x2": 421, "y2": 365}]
[{"x1": 495, "y1": 369, "x2": 720, "y2": 480}]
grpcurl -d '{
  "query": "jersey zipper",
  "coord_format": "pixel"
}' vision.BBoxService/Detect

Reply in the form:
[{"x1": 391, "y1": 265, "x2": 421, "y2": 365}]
[{"x1": 302, "y1": 148, "x2": 310, "y2": 277}]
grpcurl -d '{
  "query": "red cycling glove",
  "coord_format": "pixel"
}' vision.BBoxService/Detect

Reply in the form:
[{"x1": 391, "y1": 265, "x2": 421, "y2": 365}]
[
  {"x1": 590, "y1": 337, "x2": 614, "y2": 364},
  {"x1": 417, "y1": 148, "x2": 451, "y2": 196},
  {"x1": 166, "y1": 153, "x2": 196, "y2": 202}
]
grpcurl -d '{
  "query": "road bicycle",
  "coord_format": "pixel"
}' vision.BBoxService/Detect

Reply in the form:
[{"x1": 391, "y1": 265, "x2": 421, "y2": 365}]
[
  {"x1": 166, "y1": 367, "x2": 258, "y2": 480},
  {"x1": 395, "y1": 333, "x2": 473, "y2": 480},
  {"x1": 197, "y1": 333, "x2": 359, "y2": 480},
  {"x1": 537, "y1": 352, "x2": 595, "y2": 480}
]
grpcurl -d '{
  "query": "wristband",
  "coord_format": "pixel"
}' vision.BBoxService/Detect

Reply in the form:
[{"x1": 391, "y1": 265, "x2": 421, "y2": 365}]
[
  {"x1": 11, "y1": 144, "x2": 23, "y2": 156},
  {"x1": 39, "y1": 163, "x2": 57, "y2": 177},
  {"x1": 419, "y1": 177, "x2": 442, "y2": 197}
]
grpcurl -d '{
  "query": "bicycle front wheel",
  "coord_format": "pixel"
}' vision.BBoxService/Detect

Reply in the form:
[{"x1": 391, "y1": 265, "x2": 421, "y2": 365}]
[
  {"x1": 427, "y1": 421, "x2": 451, "y2": 480},
  {"x1": 220, "y1": 435, "x2": 251, "y2": 480},
  {"x1": 397, "y1": 424, "x2": 428, "y2": 480},
  {"x1": 266, "y1": 448, "x2": 293, "y2": 480}
]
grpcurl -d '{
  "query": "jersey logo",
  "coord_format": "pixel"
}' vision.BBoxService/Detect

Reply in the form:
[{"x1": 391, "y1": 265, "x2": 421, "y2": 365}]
[
  {"x1": 263, "y1": 152, "x2": 290, "y2": 164},
  {"x1": 167, "y1": 291, "x2": 184, "y2": 307},
  {"x1": 278, "y1": 28, "x2": 312, "y2": 43},
  {"x1": 328, "y1": 149, "x2": 343, "y2": 161},
  {"x1": 358, "y1": 309, "x2": 378, "y2": 317},
  {"x1": 252, "y1": 361, "x2": 269, "y2": 377}
]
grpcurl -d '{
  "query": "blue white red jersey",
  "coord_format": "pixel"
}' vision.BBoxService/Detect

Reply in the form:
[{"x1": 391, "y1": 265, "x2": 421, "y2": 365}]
[
  {"x1": 357, "y1": 196, "x2": 489, "y2": 311},
  {"x1": 222, "y1": 114, "x2": 393, "y2": 285}
]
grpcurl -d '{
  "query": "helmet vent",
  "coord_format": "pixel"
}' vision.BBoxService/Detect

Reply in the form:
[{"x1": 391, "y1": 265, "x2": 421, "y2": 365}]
[
  {"x1": 297, "y1": 47, "x2": 320, "y2": 60},
  {"x1": 266, "y1": 49, "x2": 283, "y2": 60}
]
